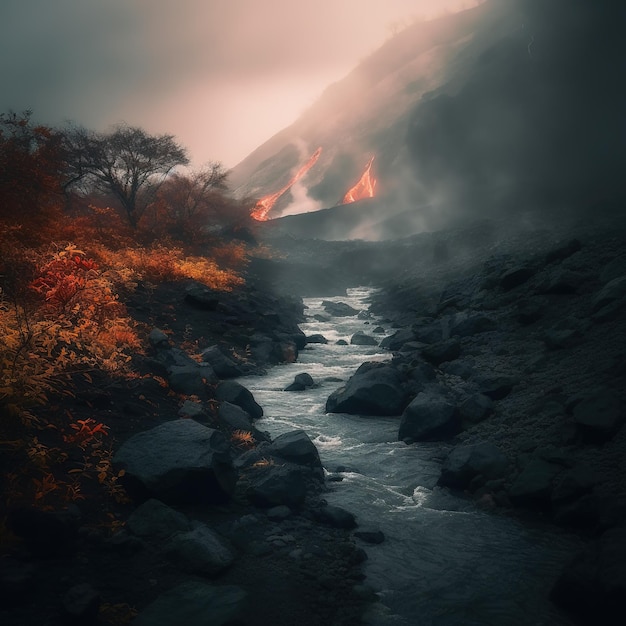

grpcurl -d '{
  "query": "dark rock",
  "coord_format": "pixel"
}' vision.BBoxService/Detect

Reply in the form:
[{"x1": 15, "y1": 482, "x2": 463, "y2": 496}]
[
  {"x1": 270, "y1": 430, "x2": 322, "y2": 469},
  {"x1": 336, "y1": 339, "x2": 348, "y2": 345},
  {"x1": 508, "y1": 459, "x2": 562, "y2": 508},
  {"x1": 517, "y1": 300, "x2": 545, "y2": 325},
  {"x1": 167, "y1": 364, "x2": 216, "y2": 396},
  {"x1": 177, "y1": 400, "x2": 205, "y2": 420},
  {"x1": 474, "y1": 374, "x2": 517, "y2": 400},
  {"x1": 326, "y1": 363, "x2": 407, "y2": 416},
  {"x1": 572, "y1": 388, "x2": 623, "y2": 443},
  {"x1": 354, "y1": 528, "x2": 385, "y2": 544},
  {"x1": 294, "y1": 372, "x2": 315, "y2": 387},
  {"x1": 551, "y1": 528, "x2": 626, "y2": 625},
  {"x1": 421, "y1": 339, "x2": 461, "y2": 366},
  {"x1": 113, "y1": 420, "x2": 237, "y2": 505},
  {"x1": 215, "y1": 381, "x2": 263, "y2": 419},
  {"x1": 163, "y1": 522, "x2": 235, "y2": 576},
  {"x1": 266, "y1": 505, "x2": 292, "y2": 521},
  {"x1": 591, "y1": 275, "x2": 626, "y2": 322},
  {"x1": 500, "y1": 266, "x2": 536, "y2": 291},
  {"x1": 127, "y1": 499, "x2": 191, "y2": 540},
  {"x1": 373, "y1": 326, "x2": 386, "y2": 334},
  {"x1": 600, "y1": 258, "x2": 626, "y2": 284},
  {"x1": 184, "y1": 285, "x2": 220, "y2": 310},
  {"x1": 246, "y1": 464, "x2": 308, "y2": 508},
  {"x1": 322, "y1": 300, "x2": 359, "y2": 316},
  {"x1": 218, "y1": 401, "x2": 270, "y2": 444},
  {"x1": 133, "y1": 581, "x2": 247, "y2": 626},
  {"x1": 450, "y1": 313, "x2": 497, "y2": 337},
  {"x1": 398, "y1": 393, "x2": 459, "y2": 442},
  {"x1": 284, "y1": 382, "x2": 305, "y2": 391},
  {"x1": 545, "y1": 239, "x2": 582, "y2": 265},
  {"x1": 312, "y1": 314, "x2": 330, "y2": 322},
  {"x1": 148, "y1": 327, "x2": 170, "y2": 348},
  {"x1": 380, "y1": 328, "x2": 416, "y2": 351},
  {"x1": 62, "y1": 583, "x2": 101, "y2": 624},
  {"x1": 0, "y1": 558, "x2": 35, "y2": 602},
  {"x1": 459, "y1": 393, "x2": 494, "y2": 426},
  {"x1": 544, "y1": 317, "x2": 590, "y2": 350},
  {"x1": 536, "y1": 269, "x2": 583, "y2": 294},
  {"x1": 413, "y1": 321, "x2": 443, "y2": 344},
  {"x1": 200, "y1": 345, "x2": 244, "y2": 378},
  {"x1": 306, "y1": 334, "x2": 328, "y2": 344},
  {"x1": 438, "y1": 443, "x2": 509, "y2": 490},
  {"x1": 314, "y1": 505, "x2": 357, "y2": 529},
  {"x1": 350, "y1": 331, "x2": 378, "y2": 346}
]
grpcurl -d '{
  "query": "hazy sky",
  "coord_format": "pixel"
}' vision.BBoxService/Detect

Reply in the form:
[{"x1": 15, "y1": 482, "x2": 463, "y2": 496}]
[{"x1": 1, "y1": 0, "x2": 475, "y2": 168}]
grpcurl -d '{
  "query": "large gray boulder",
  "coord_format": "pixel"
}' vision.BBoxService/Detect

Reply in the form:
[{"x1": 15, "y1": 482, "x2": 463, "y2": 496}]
[
  {"x1": 200, "y1": 345, "x2": 244, "y2": 378},
  {"x1": 350, "y1": 331, "x2": 378, "y2": 346},
  {"x1": 113, "y1": 420, "x2": 237, "y2": 505},
  {"x1": 246, "y1": 464, "x2": 309, "y2": 508},
  {"x1": 134, "y1": 581, "x2": 247, "y2": 626},
  {"x1": 438, "y1": 443, "x2": 509, "y2": 490},
  {"x1": 215, "y1": 381, "x2": 263, "y2": 420},
  {"x1": 325, "y1": 363, "x2": 407, "y2": 416},
  {"x1": 421, "y1": 339, "x2": 461, "y2": 366},
  {"x1": 322, "y1": 300, "x2": 359, "y2": 316},
  {"x1": 398, "y1": 393, "x2": 459, "y2": 442},
  {"x1": 269, "y1": 430, "x2": 322, "y2": 469},
  {"x1": 217, "y1": 402, "x2": 270, "y2": 444}
]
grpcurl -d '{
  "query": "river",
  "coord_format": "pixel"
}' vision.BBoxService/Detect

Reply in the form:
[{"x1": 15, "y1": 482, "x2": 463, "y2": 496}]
[{"x1": 238, "y1": 287, "x2": 580, "y2": 625}]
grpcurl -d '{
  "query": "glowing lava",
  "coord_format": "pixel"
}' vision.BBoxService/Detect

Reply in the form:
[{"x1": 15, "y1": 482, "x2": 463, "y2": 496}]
[
  {"x1": 251, "y1": 147, "x2": 323, "y2": 221},
  {"x1": 341, "y1": 155, "x2": 377, "y2": 204}
]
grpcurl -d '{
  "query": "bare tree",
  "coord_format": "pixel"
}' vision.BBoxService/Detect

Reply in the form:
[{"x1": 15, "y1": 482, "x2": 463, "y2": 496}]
[{"x1": 64, "y1": 124, "x2": 189, "y2": 227}]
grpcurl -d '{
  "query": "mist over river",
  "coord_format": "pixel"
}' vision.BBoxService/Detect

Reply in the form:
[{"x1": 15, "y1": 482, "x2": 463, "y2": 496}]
[{"x1": 238, "y1": 288, "x2": 581, "y2": 625}]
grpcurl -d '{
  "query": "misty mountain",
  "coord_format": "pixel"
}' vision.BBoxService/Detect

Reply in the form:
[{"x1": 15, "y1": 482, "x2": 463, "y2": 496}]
[{"x1": 231, "y1": 0, "x2": 625, "y2": 238}]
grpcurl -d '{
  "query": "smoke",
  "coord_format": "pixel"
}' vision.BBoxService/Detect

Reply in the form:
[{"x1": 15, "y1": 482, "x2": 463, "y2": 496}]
[{"x1": 277, "y1": 180, "x2": 323, "y2": 218}]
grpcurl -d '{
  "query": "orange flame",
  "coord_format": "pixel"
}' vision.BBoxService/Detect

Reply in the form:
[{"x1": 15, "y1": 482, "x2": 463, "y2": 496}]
[
  {"x1": 251, "y1": 147, "x2": 323, "y2": 221},
  {"x1": 341, "y1": 156, "x2": 377, "y2": 204}
]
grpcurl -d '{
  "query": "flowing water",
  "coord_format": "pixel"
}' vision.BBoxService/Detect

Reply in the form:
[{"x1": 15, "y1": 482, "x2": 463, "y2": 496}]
[{"x1": 238, "y1": 287, "x2": 580, "y2": 626}]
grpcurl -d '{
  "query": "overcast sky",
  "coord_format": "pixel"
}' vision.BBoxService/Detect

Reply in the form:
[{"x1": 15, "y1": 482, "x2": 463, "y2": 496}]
[{"x1": 1, "y1": 0, "x2": 477, "y2": 168}]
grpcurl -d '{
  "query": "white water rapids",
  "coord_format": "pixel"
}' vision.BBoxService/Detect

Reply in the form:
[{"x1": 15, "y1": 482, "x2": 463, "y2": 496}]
[{"x1": 237, "y1": 287, "x2": 580, "y2": 625}]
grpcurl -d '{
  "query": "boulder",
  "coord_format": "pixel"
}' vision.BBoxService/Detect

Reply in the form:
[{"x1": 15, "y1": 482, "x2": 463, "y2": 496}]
[
  {"x1": 294, "y1": 373, "x2": 315, "y2": 387},
  {"x1": 551, "y1": 528, "x2": 626, "y2": 624},
  {"x1": 313, "y1": 505, "x2": 357, "y2": 529},
  {"x1": 321, "y1": 300, "x2": 359, "y2": 317},
  {"x1": 134, "y1": 581, "x2": 247, "y2": 626},
  {"x1": 591, "y1": 275, "x2": 626, "y2": 322},
  {"x1": 127, "y1": 499, "x2": 191, "y2": 540},
  {"x1": 458, "y1": 393, "x2": 494, "y2": 426},
  {"x1": 517, "y1": 300, "x2": 545, "y2": 325},
  {"x1": 536, "y1": 269, "x2": 583, "y2": 294},
  {"x1": 167, "y1": 364, "x2": 217, "y2": 396},
  {"x1": 421, "y1": 339, "x2": 461, "y2": 366},
  {"x1": 218, "y1": 402, "x2": 270, "y2": 444},
  {"x1": 438, "y1": 443, "x2": 509, "y2": 490},
  {"x1": 380, "y1": 328, "x2": 416, "y2": 351},
  {"x1": 113, "y1": 420, "x2": 237, "y2": 505},
  {"x1": 325, "y1": 363, "x2": 407, "y2": 416},
  {"x1": 450, "y1": 314, "x2": 497, "y2": 337},
  {"x1": 177, "y1": 400, "x2": 205, "y2": 420},
  {"x1": 474, "y1": 374, "x2": 517, "y2": 400},
  {"x1": 354, "y1": 528, "x2": 385, "y2": 544},
  {"x1": 350, "y1": 331, "x2": 378, "y2": 346},
  {"x1": 306, "y1": 334, "x2": 328, "y2": 344},
  {"x1": 215, "y1": 381, "x2": 263, "y2": 420},
  {"x1": 398, "y1": 393, "x2": 459, "y2": 442},
  {"x1": 269, "y1": 430, "x2": 322, "y2": 469},
  {"x1": 148, "y1": 328, "x2": 170, "y2": 349},
  {"x1": 413, "y1": 321, "x2": 443, "y2": 344},
  {"x1": 246, "y1": 464, "x2": 309, "y2": 508},
  {"x1": 200, "y1": 345, "x2": 244, "y2": 378},
  {"x1": 544, "y1": 317, "x2": 590, "y2": 350},
  {"x1": 163, "y1": 522, "x2": 235, "y2": 576},
  {"x1": 572, "y1": 389, "x2": 623, "y2": 443}
]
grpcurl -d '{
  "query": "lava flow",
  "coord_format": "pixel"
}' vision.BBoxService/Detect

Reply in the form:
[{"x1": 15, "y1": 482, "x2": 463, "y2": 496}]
[
  {"x1": 251, "y1": 147, "x2": 323, "y2": 221},
  {"x1": 341, "y1": 155, "x2": 377, "y2": 204}
]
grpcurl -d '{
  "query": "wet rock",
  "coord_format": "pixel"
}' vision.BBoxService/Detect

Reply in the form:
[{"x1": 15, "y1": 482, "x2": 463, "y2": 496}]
[
  {"x1": 62, "y1": 583, "x2": 101, "y2": 624},
  {"x1": 294, "y1": 372, "x2": 315, "y2": 388},
  {"x1": 572, "y1": 388, "x2": 623, "y2": 443},
  {"x1": 127, "y1": 499, "x2": 191, "y2": 540},
  {"x1": 373, "y1": 326, "x2": 385, "y2": 334},
  {"x1": 421, "y1": 339, "x2": 461, "y2": 366},
  {"x1": 215, "y1": 381, "x2": 263, "y2": 420},
  {"x1": 354, "y1": 528, "x2": 385, "y2": 544},
  {"x1": 399, "y1": 393, "x2": 459, "y2": 442},
  {"x1": 218, "y1": 401, "x2": 270, "y2": 443},
  {"x1": 551, "y1": 528, "x2": 626, "y2": 625},
  {"x1": 336, "y1": 339, "x2": 349, "y2": 345},
  {"x1": 350, "y1": 331, "x2": 378, "y2": 346},
  {"x1": 163, "y1": 522, "x2": 235, "y2": 576},
  {"x1": 322, "y1": 300, "x2": 359, "y2": 317},
  {"x1": 134, "y1": 581, "x2": 247, "y2": 626},
  {"x1": 314, "y1": 505, "x2": 357, "y2": 529},
  {"x1": 306, "y1": 333, "x2": 329, "y2": 344},
  {"x1": 326, "y1": 363, "x2": 407, "y2": 416},
  {"x1": 438, "y1": 442, "x2": 509, "y2": 490},
  {"x1": 200, "y1": 345, "x2": 244, "y2": 378},
  {"x1": 380, "y1": 328, "x2": 416, "y2": 351},
  {"x1": 113, "y1": 420, "x2": 237, "y2": 505},
  {"x1": 508, "y1": 459, "x2": 562, "y2": 508}
]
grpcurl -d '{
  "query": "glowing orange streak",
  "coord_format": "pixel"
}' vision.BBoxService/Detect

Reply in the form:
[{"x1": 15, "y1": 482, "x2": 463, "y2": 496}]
[
  {"x1": 251, "y1": 147, "x2": 323, "y2": 221},
  {"x1": 342, "y1": 155, "x2": 377, "y2": 204}
]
